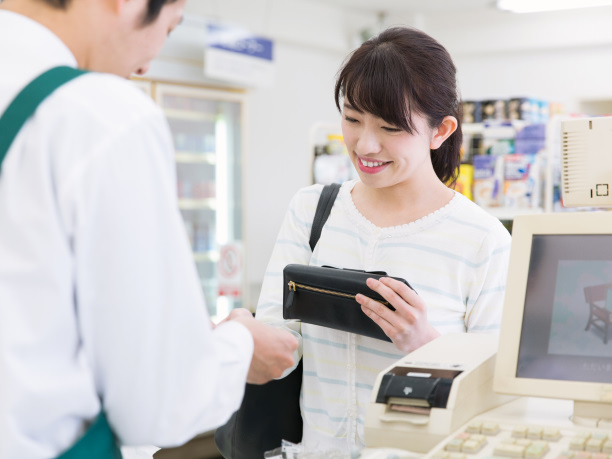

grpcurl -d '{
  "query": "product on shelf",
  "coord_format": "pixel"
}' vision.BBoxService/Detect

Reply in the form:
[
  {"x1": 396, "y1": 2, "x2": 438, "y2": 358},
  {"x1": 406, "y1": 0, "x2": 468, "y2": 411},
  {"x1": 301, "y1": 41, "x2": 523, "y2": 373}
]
[
  {"x1": 174, "y1": 133, "x2": 215, "y2": 152},
  {"x1": 178, "y1": 179, "x2": 192, "y2": 199},
  {"x1": 463, "y1": 97, "x2": 556, "y2": 124},
  {"x1": 313, "y1": 133, "x2": 358, "y2": 185},
  {"x1": 462, "y1": 101, "x2": 482, "y2": 123},
  {"x1": 460, "y1": 132, "x2": 483, "y2": 165},
  {"x1": 483, "y1": 122, "x2": 516, "y2": 156},
  {"x1": 507, "y1": 97, "x2": 550, "y2": 123},
  {"x1": 503, "y1": 153, "x2": 539, "y2": 208},
  {"x1": 473, "y1": 155, "x2": 504, "y2": 207},
  {"x1": 192, "y1": 181, "x2": 215, "y2": 199},
  {"x1": 515, "y1": 123, "x2": 547, "y2": 155},
  {"x1": 313, "y1": 154, "x2": 354, "y2": 185},
  {"x1": 453, "y1": 164, "x2": 474, "y2": 200},
  {"x1": 325, "y1": 134, "x2": 347, "y2": 155},
  {"x1": 482, "y1": 99, "x2": 508, "y2": 121},
  {"x1": 193, "y1": 220, "x2": 213, "y2": 253}
]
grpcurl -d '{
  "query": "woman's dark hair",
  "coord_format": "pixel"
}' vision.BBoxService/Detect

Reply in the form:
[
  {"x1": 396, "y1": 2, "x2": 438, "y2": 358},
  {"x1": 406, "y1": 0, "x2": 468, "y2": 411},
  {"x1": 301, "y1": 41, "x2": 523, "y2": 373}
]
[
  {"x1": 39, "y1": 0, "x2": 178, "y2": 26},
  {"x1": 334, "y1": 26, "x2": 463, "y2": 185}
]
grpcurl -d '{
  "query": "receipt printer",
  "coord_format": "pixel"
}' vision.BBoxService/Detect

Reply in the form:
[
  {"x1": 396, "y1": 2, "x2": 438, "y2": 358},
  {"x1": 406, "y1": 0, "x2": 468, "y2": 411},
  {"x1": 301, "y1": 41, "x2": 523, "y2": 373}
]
[{"x1": 365, "y1": 333, "x2": 514, "y2": 453}]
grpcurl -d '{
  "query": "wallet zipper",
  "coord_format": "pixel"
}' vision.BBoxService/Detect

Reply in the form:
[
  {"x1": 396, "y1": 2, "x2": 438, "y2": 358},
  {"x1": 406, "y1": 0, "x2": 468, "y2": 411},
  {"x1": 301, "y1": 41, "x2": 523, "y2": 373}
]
[{"x1": 287, "y1": 281, "x2": 390, "y2": 306}]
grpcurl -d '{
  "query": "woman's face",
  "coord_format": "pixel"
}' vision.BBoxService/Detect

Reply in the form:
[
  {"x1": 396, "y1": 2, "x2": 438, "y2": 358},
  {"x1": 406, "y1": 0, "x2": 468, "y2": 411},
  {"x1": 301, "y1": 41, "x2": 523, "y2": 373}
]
[{"x1": 341, "y1": 103, "x2": 437, "y2": 189}]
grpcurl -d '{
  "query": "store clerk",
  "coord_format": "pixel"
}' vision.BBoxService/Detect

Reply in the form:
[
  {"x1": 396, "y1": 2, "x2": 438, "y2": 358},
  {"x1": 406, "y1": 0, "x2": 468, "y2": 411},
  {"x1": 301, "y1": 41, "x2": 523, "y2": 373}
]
[{"x1": 0, "y1": 0, "x2": 298, "y2": 458}]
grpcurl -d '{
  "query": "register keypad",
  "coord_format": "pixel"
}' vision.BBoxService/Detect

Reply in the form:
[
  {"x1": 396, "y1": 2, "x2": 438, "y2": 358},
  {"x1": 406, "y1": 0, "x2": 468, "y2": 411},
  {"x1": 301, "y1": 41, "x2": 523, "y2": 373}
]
[{"x1": 431, "y1": 420, "x2": 612, "y2": 459}]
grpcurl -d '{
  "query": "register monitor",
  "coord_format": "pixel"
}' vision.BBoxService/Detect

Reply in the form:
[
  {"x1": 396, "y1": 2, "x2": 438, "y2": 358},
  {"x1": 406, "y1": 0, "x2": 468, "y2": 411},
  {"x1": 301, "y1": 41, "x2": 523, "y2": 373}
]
[{"x1": 494, "y1": 211, "x2": 612, "y2": 426}]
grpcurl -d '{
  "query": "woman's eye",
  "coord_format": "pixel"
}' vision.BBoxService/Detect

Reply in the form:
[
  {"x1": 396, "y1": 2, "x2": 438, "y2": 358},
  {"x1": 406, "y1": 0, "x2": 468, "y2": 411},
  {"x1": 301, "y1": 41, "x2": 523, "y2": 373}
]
[
  {"x1": 383, "y1": 126, "x2": 401, "y2": 132},
  {"x1": 344, "y1": 116, "x2": 358, "y2": 123}
]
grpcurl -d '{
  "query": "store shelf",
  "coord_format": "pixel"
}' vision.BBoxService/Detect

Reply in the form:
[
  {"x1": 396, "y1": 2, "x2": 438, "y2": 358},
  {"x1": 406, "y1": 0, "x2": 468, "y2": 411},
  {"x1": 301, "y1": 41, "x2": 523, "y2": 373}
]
[
  {"x1": 178, "y1": 198, "x2": 217, "y2": 210},
  {"x1": 462, "y1": 122, "x2": 484, "y2": 135},
  {"x1": 175, "y1": 152, "x2": 216, "y2": 164},
  {"x1": 463, "y1": 120, "x2": 528, "y2": 135},
  {"x1": 483, "y1": 206, "x2": 544, "y2": 221},
  {"x1": 164, "y1": 109, "x2": 216, "y2": 122},
  {"x1": 193, "y1": 251, "x2": 219, "y2": 263}
]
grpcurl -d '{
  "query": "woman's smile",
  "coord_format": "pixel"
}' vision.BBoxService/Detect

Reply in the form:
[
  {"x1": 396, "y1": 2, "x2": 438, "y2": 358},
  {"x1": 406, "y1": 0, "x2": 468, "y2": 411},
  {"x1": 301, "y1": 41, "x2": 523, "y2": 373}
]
[{"x1": 357, "y1": 156, "x2": 392, "y2": 174}]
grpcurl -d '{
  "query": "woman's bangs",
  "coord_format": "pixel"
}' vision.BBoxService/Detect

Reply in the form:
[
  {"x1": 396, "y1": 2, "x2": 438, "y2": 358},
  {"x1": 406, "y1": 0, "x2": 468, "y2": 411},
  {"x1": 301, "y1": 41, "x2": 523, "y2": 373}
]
[{"x1": 343, "y1": 60, "x2": 415, "y2": 134}]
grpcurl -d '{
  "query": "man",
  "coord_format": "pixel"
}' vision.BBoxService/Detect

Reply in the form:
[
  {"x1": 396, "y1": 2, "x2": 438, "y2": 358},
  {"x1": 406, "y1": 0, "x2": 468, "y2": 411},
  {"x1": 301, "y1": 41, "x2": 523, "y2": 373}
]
[{"x1": 0, "y1": 0, "x2": 298, "y2": 457}]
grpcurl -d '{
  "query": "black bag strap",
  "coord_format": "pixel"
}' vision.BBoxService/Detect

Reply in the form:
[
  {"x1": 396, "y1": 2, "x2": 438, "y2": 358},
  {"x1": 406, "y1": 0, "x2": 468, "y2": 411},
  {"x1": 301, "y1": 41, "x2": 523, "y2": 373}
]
[
  {"x1": 309, "y1": 183, "x2": 341, "y2": 251},
  {"x1": 0, "y1": 66, "x2": 88, "y2": 171},
  {"x1": 214, "y1": 183, "x2": 343, "y2": 459}
]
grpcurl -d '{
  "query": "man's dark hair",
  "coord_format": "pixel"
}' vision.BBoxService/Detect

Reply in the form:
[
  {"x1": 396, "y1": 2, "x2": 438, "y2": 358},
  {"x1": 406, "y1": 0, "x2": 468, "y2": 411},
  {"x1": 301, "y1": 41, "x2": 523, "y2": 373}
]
[
  {"x1": 40, "y1": 0, "x2": 179, "y2": 26},
  {"x1": 335, "y1": 26, "x2": 463, "y2": 186}
]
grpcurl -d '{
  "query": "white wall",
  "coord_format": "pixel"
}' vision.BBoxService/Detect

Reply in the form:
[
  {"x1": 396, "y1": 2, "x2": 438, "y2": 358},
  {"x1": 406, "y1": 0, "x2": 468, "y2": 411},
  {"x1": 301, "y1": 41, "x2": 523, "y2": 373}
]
[
  {"x1": 414, "y1": 6, "x2": 612, "y2": 113},
  {"x1": 243, "y1": 42, "x2": 343, "y2": 302}
]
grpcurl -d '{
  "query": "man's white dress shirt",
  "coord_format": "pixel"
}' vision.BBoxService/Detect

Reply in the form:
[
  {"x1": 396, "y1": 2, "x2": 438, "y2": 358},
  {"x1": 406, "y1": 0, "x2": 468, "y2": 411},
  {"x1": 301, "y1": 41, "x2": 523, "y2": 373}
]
[{"x1": 0, "y1": 11, "x2": 253, "y2": 459}]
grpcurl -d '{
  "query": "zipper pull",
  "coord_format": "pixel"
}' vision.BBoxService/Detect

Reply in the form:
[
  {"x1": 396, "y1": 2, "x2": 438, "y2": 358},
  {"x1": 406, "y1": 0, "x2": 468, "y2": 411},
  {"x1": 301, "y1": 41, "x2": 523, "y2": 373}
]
[{"x1": 284, "y1": 282, "x2": 296, "y2": 317}]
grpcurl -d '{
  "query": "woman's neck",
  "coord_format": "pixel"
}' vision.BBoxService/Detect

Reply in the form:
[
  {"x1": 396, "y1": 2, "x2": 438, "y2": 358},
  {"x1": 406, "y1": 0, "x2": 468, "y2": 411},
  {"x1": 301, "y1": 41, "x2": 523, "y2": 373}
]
[{"x1": 350, "y1": 179, "x2": 455, "y2": 228}]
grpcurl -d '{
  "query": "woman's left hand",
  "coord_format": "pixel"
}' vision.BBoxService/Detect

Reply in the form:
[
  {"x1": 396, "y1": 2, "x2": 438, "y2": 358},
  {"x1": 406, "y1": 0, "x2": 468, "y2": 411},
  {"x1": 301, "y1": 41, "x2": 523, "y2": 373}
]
[{"x1": 356, "y1": 277, "x2": 440, "y2": 353}]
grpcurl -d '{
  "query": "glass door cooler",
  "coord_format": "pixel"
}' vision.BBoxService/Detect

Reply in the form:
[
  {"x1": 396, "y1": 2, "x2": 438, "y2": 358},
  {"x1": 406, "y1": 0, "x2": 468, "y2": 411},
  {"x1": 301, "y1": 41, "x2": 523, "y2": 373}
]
[{"x1": 155, "y1": 83, "x2": 246, "y2": 320}]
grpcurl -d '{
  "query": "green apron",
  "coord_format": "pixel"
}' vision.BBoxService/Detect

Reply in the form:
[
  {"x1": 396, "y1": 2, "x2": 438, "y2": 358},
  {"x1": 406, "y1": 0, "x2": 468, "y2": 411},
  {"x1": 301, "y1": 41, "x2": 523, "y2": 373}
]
[{"x1": 0, "y1": 65, "x2": 122, "y2": 459}]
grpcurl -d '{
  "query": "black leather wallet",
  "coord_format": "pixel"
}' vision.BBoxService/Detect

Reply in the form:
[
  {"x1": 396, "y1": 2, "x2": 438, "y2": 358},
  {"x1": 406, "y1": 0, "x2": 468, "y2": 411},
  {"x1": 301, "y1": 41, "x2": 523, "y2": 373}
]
[{"x1": 282, "y1": 264, "x2": 414, "y2": 342}]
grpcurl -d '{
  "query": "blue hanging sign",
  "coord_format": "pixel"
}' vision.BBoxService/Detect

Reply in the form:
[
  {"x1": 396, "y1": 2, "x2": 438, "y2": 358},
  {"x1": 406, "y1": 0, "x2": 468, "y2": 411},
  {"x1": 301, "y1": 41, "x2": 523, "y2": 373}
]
[{"x1": 205, "y1": 23, "x2": 275, "y2": 87}]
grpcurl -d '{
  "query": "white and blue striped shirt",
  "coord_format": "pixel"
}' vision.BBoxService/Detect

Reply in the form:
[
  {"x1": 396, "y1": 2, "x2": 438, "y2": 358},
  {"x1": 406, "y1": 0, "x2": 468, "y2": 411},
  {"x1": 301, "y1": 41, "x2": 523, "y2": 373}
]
[{"x1": 256, "y1": 180, "x2": 511, "y2": 453}]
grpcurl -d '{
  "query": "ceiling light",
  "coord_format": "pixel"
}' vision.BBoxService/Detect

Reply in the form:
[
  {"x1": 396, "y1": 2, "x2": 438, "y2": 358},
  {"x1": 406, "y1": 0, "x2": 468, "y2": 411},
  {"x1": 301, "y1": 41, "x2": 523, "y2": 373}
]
[{"x1": 497, "y1": 0, "x2": 612, "y2": 13}]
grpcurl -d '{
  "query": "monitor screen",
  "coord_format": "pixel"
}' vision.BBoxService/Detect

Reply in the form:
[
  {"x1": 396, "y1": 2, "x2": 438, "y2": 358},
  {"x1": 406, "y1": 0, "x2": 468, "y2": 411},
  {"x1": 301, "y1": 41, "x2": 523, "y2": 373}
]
[
  {"x1": 494, "y1": 212, "x2": 612, "y2": 407},
  {"x1": 517, "y1": 234, "x2": 612, "y2": 383}
]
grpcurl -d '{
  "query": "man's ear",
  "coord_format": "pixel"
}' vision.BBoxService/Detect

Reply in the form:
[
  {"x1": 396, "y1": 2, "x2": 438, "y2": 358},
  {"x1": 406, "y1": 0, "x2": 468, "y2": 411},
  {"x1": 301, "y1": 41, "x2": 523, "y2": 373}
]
[
  {"x1": 430, "y1": 116, "x2": 458, "y2": 150},
  {"x1": 105, "y1": 0, "x2": 123, "y2": 15},
  {"x1": 109, "y1": 0, "x2": 147, "y2": 26},
  {"x1": 107, "y1": 0, "x2": 135, "y2": 17}
]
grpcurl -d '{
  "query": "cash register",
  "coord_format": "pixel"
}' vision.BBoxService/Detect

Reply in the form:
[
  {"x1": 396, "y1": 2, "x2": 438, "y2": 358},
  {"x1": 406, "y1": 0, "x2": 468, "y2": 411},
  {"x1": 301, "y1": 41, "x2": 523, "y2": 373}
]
[
  {"x1": 365, "y1": 332, "x2": 515, "y2": 453},
  {"x1": 364, "y1": 117, "x2": 612, "y2": 458}
]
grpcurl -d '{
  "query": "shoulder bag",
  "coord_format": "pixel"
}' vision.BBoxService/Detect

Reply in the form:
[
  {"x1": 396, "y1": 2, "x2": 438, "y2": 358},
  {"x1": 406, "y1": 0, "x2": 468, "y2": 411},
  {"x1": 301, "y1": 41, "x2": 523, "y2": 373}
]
[{"x1": 214, "y1": 182, "x2": 341, "y2": 459}]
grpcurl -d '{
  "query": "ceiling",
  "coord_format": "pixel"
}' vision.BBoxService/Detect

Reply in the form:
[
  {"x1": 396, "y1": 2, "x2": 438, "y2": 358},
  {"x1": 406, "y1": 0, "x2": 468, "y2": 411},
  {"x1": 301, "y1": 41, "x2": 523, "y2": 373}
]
[{"x1": 301, "y1": 0, "x2": 498, "y2": 14}]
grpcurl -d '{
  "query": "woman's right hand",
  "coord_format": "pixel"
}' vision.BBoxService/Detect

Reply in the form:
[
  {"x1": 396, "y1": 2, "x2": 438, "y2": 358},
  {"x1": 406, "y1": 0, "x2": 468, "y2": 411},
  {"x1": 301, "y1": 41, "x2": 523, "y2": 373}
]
[{"x1": 356, "y1": 277, "x2": 440, "y2": 353}]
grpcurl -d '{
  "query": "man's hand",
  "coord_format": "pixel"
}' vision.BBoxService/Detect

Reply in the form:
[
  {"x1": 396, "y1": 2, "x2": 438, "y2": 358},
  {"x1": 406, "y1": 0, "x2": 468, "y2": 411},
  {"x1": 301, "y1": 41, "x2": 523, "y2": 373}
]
[{"x1": 223, "y1": 309, "x2": 298, "y2": 384}]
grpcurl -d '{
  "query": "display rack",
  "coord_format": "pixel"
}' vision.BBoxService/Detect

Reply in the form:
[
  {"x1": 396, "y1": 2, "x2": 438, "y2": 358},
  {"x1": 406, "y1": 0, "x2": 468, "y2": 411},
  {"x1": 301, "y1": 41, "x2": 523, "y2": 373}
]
[{"x1": 462, "y1": 119, "x2": 555, "y2": 221}]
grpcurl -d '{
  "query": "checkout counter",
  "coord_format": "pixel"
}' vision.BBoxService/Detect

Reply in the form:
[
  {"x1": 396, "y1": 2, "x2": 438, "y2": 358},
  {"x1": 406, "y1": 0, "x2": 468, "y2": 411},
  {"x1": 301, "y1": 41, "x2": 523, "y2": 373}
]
[{"x1": 359, "y1": 333, "x2": 610, "y2": 459}]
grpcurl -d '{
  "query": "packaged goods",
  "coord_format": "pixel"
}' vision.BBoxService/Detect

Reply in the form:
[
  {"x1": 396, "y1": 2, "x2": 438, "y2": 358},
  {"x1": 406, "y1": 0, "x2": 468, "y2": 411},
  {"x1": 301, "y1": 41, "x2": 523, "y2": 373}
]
[
  {"x1": 481, "y1": 99, "x2": 508, "y2": 121},
  {"x1": 462, "y1": 101, "x2": 482, "y2": 123},
  {"x1": 483, "y1": 122, "x2": 515, "y2": 156},
  {"x1": 453, "y1": 164, "x2": 474, "y2": 200},
  {"x1": 503, "y1": 154, "x2": 538, "y2": 208},
  {"x1": 515, "y1": 123, "x2": 546, "y2": 155},
  {"x1": 508, "y1": 97, "x2": 539, "y2": 122},
  {"x1": 473, "y1": 155, "x2": 504, "y2": 207}
]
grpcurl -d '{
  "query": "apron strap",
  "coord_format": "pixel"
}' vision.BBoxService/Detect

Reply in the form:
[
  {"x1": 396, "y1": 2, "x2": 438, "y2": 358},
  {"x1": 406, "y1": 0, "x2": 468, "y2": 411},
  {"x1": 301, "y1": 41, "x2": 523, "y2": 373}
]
[
  {"x1": 0, "y1": 65, "x2": 122, "y2": 457},
  {"x1": 56, "y1": 412, "x2": 122, "y2": 459},
  {"x1": 0, "y1": 65, "x2": 88, "y2": 169}
]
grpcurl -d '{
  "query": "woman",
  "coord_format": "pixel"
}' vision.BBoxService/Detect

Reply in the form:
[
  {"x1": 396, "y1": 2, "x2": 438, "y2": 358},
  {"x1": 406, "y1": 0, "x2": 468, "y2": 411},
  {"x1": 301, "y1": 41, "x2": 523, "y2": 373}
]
[{"x1": 256, "y1": 26, "x2": 511, "y2": 454}]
